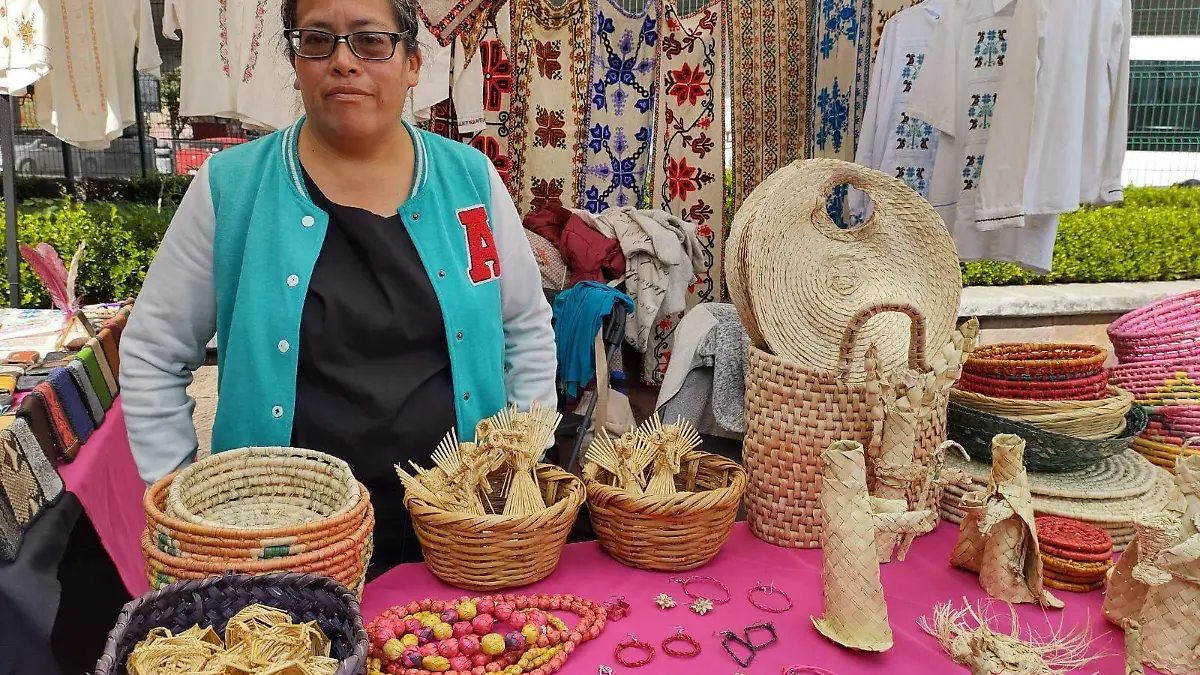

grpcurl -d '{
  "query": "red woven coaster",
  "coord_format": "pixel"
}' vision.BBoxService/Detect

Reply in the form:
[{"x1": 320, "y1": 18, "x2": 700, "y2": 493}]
[
  {"x1": 1043, "y1": 577, "x2": 1105, "y2": 593},
  {"x1": 1039, "y1": 540, "x2": 1114, "y2": 563},
  {"x1": 1036, "y1": 516, "x2": 1114, "y2": 555}
]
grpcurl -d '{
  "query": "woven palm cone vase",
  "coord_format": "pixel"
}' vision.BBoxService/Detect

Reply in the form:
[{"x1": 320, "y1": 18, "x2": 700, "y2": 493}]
[
  {"x1": 812, "y1": 441, "x2": 893, "y2": 652},
  {"x1": 734, "y1": 160, "x2": 961, "y2": 549},
  {"x1": 950, "y1": 434, "x2": 1063, "y2": 608}
]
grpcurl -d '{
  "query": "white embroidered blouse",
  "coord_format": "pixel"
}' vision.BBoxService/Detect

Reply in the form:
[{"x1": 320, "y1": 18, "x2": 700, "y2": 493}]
[{"x1": 0, "y1": 0, "x2": 49, "y2": 95}]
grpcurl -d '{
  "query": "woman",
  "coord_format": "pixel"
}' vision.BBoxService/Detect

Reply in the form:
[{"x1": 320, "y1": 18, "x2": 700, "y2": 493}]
[{"x1": 120, "y1": 0, "x2": 556, "y2": 575}]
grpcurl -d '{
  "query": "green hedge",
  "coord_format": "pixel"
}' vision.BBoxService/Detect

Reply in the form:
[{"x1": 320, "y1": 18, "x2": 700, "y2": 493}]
[
  {"x1": 0, "y1": 197, "x2": 171, "y2": 308},
  {"x1": 961, "y1": 186, "x2": 1200, "y2": 285},
  {"x1": 0, "y1": 185, "x2": 1195, "y2": 308}
]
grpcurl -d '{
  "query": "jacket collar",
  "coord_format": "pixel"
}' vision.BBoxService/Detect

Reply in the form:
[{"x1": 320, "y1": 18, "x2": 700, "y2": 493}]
[{"x1": 281, "y1": 116, "x2": 428, "y2": 205}]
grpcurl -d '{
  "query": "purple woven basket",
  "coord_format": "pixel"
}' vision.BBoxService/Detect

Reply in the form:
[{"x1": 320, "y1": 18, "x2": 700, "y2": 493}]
[
  {"x1": 1109, "y1": 290, "x2": 1200, "y2": 363},
  {"x1": 94, "y1": 572, "x2": 367, "y2": 675}
]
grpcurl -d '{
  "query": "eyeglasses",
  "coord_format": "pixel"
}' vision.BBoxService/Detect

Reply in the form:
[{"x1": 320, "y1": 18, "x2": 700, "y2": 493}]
[{"x1": 286, "y1": 28, "x2": 408, "y2": 60}]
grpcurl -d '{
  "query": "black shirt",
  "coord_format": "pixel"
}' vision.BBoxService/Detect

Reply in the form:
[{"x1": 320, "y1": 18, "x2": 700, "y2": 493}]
[{"x1": 291, "y1": 168, "x2": 456, "y2": 574}]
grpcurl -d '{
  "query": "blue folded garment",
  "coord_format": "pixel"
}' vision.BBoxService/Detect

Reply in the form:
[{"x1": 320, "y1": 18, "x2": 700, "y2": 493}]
[{"x1": 552, "y1": 282, "x2": 634, "y2": 399}]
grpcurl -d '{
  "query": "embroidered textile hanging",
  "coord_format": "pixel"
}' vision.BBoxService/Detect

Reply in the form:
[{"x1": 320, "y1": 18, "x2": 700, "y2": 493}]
[
  {"x1": 509, "y1": 0, "x2": 592, "y2": 213},
  {"x1": 646, "y1": 0, "x2": 725, "y2": 384},
  {"x1": 419, "y1": 0, "x2": 496, "y2": 48},
  {"x1": 869, "y1": 0, "x2": 924, "y2": 69},
  {"x1": 462, "y1": 1, "x2": 515, "y2": 191},
  {"x1": 807, "y1": 0, "x2": 870, "y2": 161},
  {"x1": 580, "y1": 0, "x2": 659, "y2": 213},
  {"x1": 728, "y1": 0, "x2": 806, "y2": 211}
]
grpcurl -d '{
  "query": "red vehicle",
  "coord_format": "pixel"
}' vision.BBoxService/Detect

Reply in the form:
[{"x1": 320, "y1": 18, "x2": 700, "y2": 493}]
[{"x1": 173, "y1": 136, "x2": 249, "y2": 175}]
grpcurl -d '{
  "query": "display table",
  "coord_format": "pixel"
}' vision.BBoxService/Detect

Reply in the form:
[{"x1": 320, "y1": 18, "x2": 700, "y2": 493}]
[
  {"x1": 50, "y1": 408, "x2": 1149, "y2": 673},
  {"x1": 364, "y1": 523, "x2": 1145, "y2": 674},
  {"x1": 57, "y1": 399, "x2": 153, "y2": 598}
]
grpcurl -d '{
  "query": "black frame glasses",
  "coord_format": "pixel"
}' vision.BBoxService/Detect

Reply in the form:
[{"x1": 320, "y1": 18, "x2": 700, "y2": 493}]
[{"x1": 286, "y1": 28, "x2": 408, "y2": 60}]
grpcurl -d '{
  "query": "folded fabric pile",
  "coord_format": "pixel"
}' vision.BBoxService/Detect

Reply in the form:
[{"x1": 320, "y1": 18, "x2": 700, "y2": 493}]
[{"x1": 1035, "y1": 516, "x2": 1114, "y2": 593}]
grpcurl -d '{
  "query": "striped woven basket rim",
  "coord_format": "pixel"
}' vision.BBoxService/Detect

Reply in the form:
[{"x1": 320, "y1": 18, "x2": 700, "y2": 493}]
[{"x1": 964, "y1": 343, "x2": 1107, "y2": 377}]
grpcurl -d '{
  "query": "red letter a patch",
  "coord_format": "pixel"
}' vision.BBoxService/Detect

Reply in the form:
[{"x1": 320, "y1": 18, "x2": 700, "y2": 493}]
[{"x1": 458, "y1": 206, "x2": 502, "y2": 285}]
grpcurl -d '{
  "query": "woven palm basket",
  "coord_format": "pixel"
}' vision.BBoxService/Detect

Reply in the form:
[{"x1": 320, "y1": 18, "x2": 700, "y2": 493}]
[
  {"x1": 94, "y1": 573, "x2": 367, "y2": 675},
  {"x1": 583, "y1": 449, "x2": 746, "y2": 571},
  {"x1": 743, "y1": 306, "x2": 949, "y2": 548},
  {"x1": 142, "y1": 447, "x2": 374, "y2": 593},
  {"x1": 405, "y1": 463, "x2": 584, "y2": 591}
]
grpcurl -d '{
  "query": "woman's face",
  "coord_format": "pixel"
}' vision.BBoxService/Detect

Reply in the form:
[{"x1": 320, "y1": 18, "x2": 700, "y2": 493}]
[{"x1": 291, "y1": 0, "x2": 420, "y2": 140}]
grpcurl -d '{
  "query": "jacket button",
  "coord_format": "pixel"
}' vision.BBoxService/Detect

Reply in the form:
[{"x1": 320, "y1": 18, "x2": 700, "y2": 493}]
[
  {"x1": 278, "y1": 340, "x2": 290, "y2": 353},
  {"x1": 302, "y1": 215, "x2": 315, "y2": 227},
  {"x1": 286, "y1": 274, "x2": 299, "y2": 287},
  {"x1": 272, "y1": 405, "x2": 284, "y2": 418},
  {"x1": 456, "y1": 331, "x2": 463, "y2": 340},
  {"x1": 463, "y1": 392, "x2": 470, "y2": 401},
  {"x1": 412, "y1": 212, "x2": 420, "y2": 221},
  {"x1": 438, "y1": 270, "x2": 446, "y2": 278}
]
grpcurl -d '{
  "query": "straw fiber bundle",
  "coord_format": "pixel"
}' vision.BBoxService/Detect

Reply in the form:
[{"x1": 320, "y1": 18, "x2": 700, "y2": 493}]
[
  {"x1": 405, "y1": 463, "x2": 584, "y2": 591},
  {"x1": 142, "y1": 448, "x2": 374, "y2": 594},
  {"x1": 94, "y1": 573, "x2": 366, "y2": 675},
  {"x1": 736, "y1": 159, "x2": 961, "y2": 382},
  {"x1": 584, "y1": 449, "x2": 745, "y2": 571}
]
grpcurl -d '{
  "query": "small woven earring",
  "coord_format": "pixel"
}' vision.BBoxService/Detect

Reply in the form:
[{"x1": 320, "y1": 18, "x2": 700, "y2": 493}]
[
  {"x1": 748, "y1": 581, "x2": 794, "y2": 613},
  {"x1": 654, "y1": 593, "x2": 676, "y2": 609},
  {"x1": 661, "y1": 627, "x2": 702, "y2": 658},
  {"x1": 744, "y1": 621, "x2": 778, "y2": 651},
  {"x1": 603, "y1": 596, "x2": 630, "y2": 621},
  {"x1": 716, "y1": 630, "x2": 756, "y2": 668}
]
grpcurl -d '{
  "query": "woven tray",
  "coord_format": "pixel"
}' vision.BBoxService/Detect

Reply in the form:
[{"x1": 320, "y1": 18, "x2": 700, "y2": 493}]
[
  {"x1": 584, "y1": 449, "x2": 746, "y2": 572},
  {"x1": 947, "y1": 402, "x2": 1147, "y2": 473},
  {"x1": 406, "y1": 463, "x2": 584, "y2": 591},
  {"x1": 943, "y1": 450, "x2": 1162, "y2": 500},
  {"x1": 950, "y1": 386, "x2": 1134, "y2": 439},
  {"x1": 94, "y1": 573, "x2": 367, "y2": 675}
]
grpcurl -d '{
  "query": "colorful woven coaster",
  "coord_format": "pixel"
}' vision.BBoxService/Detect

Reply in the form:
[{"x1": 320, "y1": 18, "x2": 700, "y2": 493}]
[
  {"x1": 1039, "y1": 540, "x2": 1114, "y2": 563},
  {"x1": 1036, "y1": 515, "x2": 1114, "y2": 554},
  {"x1": 1043, "y1": 577, "x2": 1106, "y2": 593},
  {"x1": 1040, "y1": 553, "x2": 1112, "y2": 577}
]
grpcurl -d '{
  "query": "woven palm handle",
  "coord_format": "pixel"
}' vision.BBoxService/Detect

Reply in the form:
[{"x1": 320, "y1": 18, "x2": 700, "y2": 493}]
[
  {"x1": 806, "y1": 160, "x2": 908, "y2": 243},
  {"x1": 838, "y1": 304, "x2": 928, "y2": 380}
]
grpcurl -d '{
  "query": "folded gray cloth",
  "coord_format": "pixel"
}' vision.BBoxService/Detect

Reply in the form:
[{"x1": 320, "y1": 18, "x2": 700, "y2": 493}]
[{"x1": 656, "y1": 303, "x2": 750, "y2": 438}]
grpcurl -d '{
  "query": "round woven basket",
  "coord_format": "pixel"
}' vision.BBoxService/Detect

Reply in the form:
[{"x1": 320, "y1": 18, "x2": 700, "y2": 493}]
[
  {"x1": 957, "y1": 370, "x2": 1110, "y2": 401},
  {"x1": 949, "y1": 386, "x2": 1134, "y2": 439},
  {"x1": 1132, "y1": 437, "x2": 1200, "y2": 472},
  {"x1": 1109, "y1": 357, "x2": 1200, "y2": 406},
  {"x1": 738, "y1": 159, "x2": 961, "y2": 383},
  {"x1": 947, "y1": 402, "x2": 1147, "y2": 473},
  {"x1": 405, "y1": 463, "x2": 584, "y2": 591},
  {"x1": 583, "y1": 449, "x2": 746, "y2": 571},
  {"x1": 963, "y1": 343, "x2": 1108, "y2": 378},
  {"x1": 94, "y1": 573, "x2": 367, "y2": 675},
  {"x1": 167, "y1": 446, "x2": 361, "y2": 530},
  {"x1": 1108, "y1": 289, "x2": 1200, "y2": 363},
  {"x1": 743, "y1": 305, "x2": 948, "y2": 548}
]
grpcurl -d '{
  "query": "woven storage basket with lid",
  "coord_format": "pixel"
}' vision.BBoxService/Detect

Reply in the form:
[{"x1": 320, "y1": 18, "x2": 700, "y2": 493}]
[
  {"x1": 583, "y1": 449, "x2": 745, "y2": 571},
  {"x1": 1108, "y1": 289, "x2": 1200, "y2": 363},
  {"x1": 94, "y1": 572, "x2": 367, "y2": 675},
  {"x1": 733, "y1": 159, "x2": 962, "y2": 381},
  {"x1": 744, "y1": 305, "x2": 947, "y2": 548},
  {"x1": 406, "y1": 463, "x2": 584, "y2": 591}
]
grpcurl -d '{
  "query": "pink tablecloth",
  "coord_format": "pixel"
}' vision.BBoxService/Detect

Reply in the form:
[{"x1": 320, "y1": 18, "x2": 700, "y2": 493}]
[
  {"x1": 54, "y1": 408, "x2": 1148, "y2": 673},
  {"x1": 57, "y1": 399, "x2": 153, "y2": 598},
  {"x1": 365, "y1": 524, "x2": 1146, "y2": 675}
]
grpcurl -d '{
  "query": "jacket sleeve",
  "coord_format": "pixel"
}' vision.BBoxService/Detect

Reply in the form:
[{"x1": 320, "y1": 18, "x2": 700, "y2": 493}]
[
  {"x1": 120, "y1": 163, "x2": 217, "y2": 484},
  {"x1": 488, "y1": 165, "x2": 558, "y2": 412}
]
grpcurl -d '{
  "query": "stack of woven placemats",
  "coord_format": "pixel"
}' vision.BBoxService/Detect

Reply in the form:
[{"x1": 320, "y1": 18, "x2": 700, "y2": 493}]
[
  {"x1": 1035, "y1": 516, "x2": 1114, "y2": 593},
  {"x1": 939, "y1": 451, "x2": 1175, "y2": 551},
  {"x1": 142, "y1": 447, "x2": 374, "y2": 595}
]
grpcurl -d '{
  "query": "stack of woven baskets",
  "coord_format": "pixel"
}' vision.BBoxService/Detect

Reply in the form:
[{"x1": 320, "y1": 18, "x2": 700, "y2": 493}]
[
  {"x1": 726, "y1": 159, "x2": 964, "y2": 548},
  {"x1": 948, "y1": 343, "x2": 1143, "y2": 473},
  {"x1": 1109, "y1": 289, "x2": 1200, "y2": 471},
  {"x1": 1034, "y1": 516, "x2": 1114, "y2": 594},
  {"x1": 142, "y1": 447, "x2": 374, "y2": 595}
]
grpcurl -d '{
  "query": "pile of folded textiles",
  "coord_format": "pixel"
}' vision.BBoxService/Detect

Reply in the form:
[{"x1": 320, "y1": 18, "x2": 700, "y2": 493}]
[
  {"x1": 1035, "y1": 516, "x2": 1114, "y2": 593},
  {"x1": 1109, "y1": 290, "x2": 1200, "y2": 472}
]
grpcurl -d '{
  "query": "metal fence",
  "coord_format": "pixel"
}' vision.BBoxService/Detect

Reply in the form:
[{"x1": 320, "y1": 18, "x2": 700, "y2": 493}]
[{"x1": 1132, "y1": 0, "x2": 1200, "y2": 37}]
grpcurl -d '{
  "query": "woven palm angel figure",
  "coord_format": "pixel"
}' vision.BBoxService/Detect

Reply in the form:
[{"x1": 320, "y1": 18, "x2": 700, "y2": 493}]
[{"x1": 950, "y1": 434, "x2": 1063, "y2": 609}]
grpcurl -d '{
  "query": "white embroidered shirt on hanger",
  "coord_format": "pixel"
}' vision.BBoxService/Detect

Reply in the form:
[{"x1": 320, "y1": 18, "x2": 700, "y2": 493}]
[
  {"x1": 36, "y1": 0, "x2": 124, "y2": 149},
  {"x1": 235, "y1": 0, "x2": 303, "y2": 131},
  {"x1": 0, "y1": 0, "x2": 49, "y2": 95},
  {"x1": 853, "y1": 0, "x2": 948, "y2": 218},
  {"x1": 108, "y1": 0, "x2": 163, "y2": 130},
  {"x1": 164, "y1": 0, "x2": 240, "y2": 120}
]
